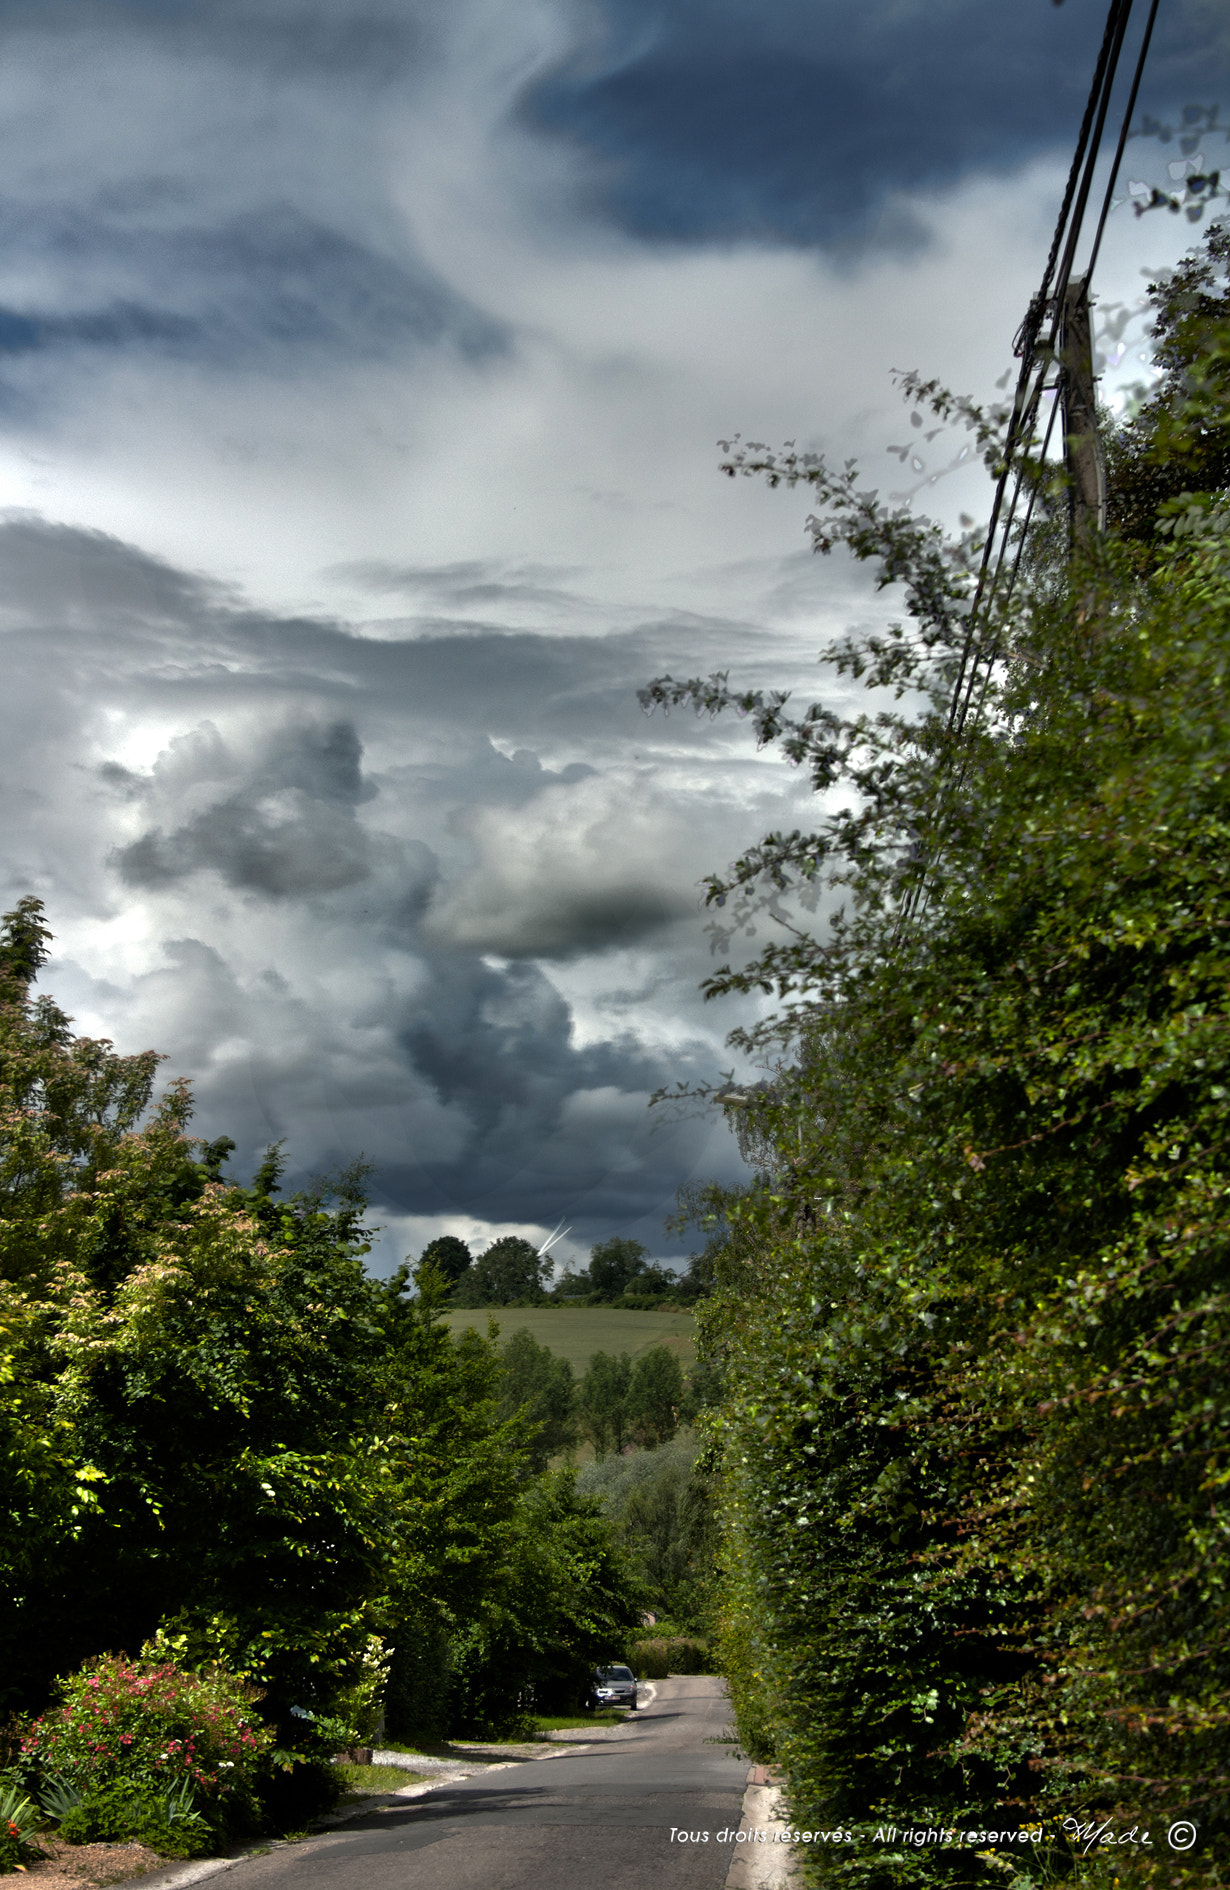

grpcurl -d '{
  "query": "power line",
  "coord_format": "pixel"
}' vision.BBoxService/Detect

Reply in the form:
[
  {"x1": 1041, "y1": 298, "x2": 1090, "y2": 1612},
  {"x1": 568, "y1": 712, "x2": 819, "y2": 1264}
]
[
  {"x1": 948, "y1": 0, "x2": 1137, "y2": 745},
  {"x1": 1085, "y1": 0, "x2": 1163, "y2": 284},
  {"x1": 898, "y1": 0, "x2": 1160, "y2": 929}
]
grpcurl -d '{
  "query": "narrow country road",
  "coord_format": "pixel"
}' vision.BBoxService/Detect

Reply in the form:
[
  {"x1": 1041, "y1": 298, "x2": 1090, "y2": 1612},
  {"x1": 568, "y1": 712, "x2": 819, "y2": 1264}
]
[{"x1": 226, "y1": 1679, "x2": 746, "y2": 1890}]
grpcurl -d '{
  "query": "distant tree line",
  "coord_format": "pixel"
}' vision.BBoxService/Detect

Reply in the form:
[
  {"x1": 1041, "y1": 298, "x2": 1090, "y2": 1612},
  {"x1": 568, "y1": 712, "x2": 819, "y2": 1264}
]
[
  {"x1": 490, "y1": 1325, "x2": 722, "y2": 1472},
  {"x1": 413, "y1": 1230, "x2": 712, "y2": 1309}
]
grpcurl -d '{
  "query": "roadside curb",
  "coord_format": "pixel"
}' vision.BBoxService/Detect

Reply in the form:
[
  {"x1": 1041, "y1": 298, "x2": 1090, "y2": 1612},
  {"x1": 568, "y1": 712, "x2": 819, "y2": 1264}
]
[
  {"x1": 114, "y1": 1852, "x2": 253, "y2": 1890},
  {"x1": 723, "y1": 1766, "x2": 803, "y2": 1890}
]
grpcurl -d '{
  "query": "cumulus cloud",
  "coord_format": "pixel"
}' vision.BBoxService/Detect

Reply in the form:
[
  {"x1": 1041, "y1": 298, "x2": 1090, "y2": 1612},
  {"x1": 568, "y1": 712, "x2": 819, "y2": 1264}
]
[
  {"x1": 112, "y1": 717, "x2": 401, "y2": 899},
  {"x1": 0, "y1": 505, "x2": 783, "y2": 1261},
  {"x1": 422, "y1": 769, "x2": 700, "y2": 957}
]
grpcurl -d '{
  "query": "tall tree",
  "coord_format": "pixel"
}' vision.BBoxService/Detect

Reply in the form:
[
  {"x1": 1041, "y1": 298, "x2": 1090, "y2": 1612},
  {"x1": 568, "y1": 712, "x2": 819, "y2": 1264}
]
[
  {"x1": 0, "y1": 901, "x2": 643, "y2": 1769},
  {"x1": 625, "y1": 1345, "x2": 683, "y2": 1449},
  {"x1": 579, "y1": 1437, "x2": 717, "y2": 1631},
  {"x1": 453, "y1": 1235, "x2": 549, "y2": 1307},
  {"x1": 418, "y1": 1234, "x2": 472, "y2": 1287},
  {"x1": 577, "y1": 1351, "x2": 632, "y2": 1460},
  {"x1": 587, "y1": 1237, "x2": 648, "y2": 1301},
  {"x1": 0, "y1": 904, "x2": 392, "y2": 1725}
]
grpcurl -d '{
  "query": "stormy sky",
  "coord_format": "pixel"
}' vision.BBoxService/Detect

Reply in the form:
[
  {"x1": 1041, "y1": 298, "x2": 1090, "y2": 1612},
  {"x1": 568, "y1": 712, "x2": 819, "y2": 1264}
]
[{"x1": 0, "y1": 0, "x2": 1224, "y2": 1273}]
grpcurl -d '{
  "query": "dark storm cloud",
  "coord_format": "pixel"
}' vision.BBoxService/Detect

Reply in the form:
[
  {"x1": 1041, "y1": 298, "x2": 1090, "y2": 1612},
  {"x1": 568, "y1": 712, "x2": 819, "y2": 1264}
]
[
  {"x1": 117, "y1": 805, "x2": 370, "y2": 897},
  {"x1": 0, "y1": 513, "x2": 235, "y2": 627},
  {"x1": 327, "y1": 947, "x2": 725, "y2": 1235},
  {"x1": 401, "y1": 955, "x2": 644, "y2": 1141},
  {"x1": 521, "y1": 0, "x2": 1230, "y2": 248},
  {"x1": 0, "y1": 0, "x2": 425, "y2": 76}
]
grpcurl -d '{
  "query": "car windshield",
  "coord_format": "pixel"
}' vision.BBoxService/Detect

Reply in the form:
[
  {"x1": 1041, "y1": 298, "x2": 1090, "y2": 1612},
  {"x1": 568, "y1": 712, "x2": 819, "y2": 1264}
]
[{"x1": 597, "y1": 1666, "x2": 634, "y2": 1682}]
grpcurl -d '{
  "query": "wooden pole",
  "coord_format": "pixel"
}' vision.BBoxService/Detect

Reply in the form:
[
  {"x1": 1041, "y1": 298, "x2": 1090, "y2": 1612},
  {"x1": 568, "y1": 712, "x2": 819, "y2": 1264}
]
[{"x1": 1060, "y1": 275, "x2": 1106, "y2": 548}]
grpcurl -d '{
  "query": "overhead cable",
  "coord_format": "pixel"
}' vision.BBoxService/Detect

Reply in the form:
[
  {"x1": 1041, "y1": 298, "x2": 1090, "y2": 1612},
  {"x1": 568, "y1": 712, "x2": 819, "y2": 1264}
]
[{"x1": 896, "y1": 0, "x2": 1160, "y2": 932}]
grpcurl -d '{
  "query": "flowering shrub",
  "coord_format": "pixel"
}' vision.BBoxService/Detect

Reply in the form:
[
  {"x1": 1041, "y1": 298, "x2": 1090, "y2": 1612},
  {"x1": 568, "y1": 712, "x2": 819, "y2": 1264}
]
[{"x1": 20, "y1": 1651, "x2": 272, "y2": 1843}]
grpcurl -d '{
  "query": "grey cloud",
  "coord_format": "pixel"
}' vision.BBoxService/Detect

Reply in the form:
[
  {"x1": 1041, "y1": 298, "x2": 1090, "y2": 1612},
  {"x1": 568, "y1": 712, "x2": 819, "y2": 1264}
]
[
  {"x1": 0, "y1": 522, "x2": 822, "y2": 747},
  {"x1": 421, "y1": 770, "x2": 701, "y2": 958},
  {"x1": 0, "y1": 0, "x2": 1055, "y2": 1264},
  {"x1": 0, "y1": 4, "x2": 508, "y2": 399},
  {"x1": 0, "y1": 2, "x2": 430, "y2": 79},
  {"x1": 0, "y1": 513, "x2": 235, "y2": 628},
  {"x1": 432, "y1": 886, "x2": 689, "y2": 959},
  {"x1": 383, "y1": 738, "x2": 596, "y2": 817},
  {"x1": 0, "y1": 205, "x2": 506, "y2": 377},
  {"x1": 111, "y1": 715, "x2": 430, "y2": 901},
  {"x1": 116, "y1": 795, "x2": 374, "y2": 898},
  {"x1": 333, "y1": 559, "x2": 596, "y2": 617}
]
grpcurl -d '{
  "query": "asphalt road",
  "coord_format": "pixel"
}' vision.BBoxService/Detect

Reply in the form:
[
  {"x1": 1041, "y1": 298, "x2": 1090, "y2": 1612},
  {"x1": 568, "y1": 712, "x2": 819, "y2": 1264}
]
[{"x1": 230, "y1": 1679, "x2": 747, "y2": 1890}]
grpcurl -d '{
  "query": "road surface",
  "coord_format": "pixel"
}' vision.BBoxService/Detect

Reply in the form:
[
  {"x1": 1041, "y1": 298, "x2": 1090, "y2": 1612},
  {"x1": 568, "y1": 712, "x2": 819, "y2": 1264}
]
[{"x1": 231, "y1": 1678, "x2": 747, "y2": 1890}]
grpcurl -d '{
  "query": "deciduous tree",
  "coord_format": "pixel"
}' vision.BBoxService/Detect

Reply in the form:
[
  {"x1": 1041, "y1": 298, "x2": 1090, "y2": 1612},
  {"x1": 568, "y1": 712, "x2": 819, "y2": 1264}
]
[
  {"x1": 625, "y1": 1345, "x2": 683, "y2": 1448},
  {"x1": 577, "y1": 1350, "x2": 632, "y2": 1460}
]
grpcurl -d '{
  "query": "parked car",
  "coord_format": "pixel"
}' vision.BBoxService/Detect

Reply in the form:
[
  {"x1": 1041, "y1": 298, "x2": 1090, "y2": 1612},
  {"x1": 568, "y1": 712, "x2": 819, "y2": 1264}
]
[{"x1": 590, "y1": 1663, "x2": 638, "y2": 1711}]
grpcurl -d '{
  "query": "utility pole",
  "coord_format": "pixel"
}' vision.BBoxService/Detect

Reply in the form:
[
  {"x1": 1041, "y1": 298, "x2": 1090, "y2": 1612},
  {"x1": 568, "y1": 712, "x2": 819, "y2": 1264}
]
[{"x1": 1059, "y1": 275, "x2": 1106, "y2": 548}]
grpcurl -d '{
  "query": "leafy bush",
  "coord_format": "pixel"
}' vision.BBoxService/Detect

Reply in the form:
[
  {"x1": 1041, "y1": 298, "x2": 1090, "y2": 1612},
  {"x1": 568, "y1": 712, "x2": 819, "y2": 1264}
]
[
  {"x1": 20, "y1": 1651, "x2": 271, "y2": 1844},
  {"x1": 320, "y1": 1636, "x2": 391, "y2": 1750},
  {"x1": 0, "y1": 1775, "x2": 43, "y2": 1873},
  {"x1": 384, "y1": 1609, "x2": 454, "y2": 1747},
  {"x1": 37, "y1": 1776, "x2": 82, "y2": 1823},
  {"x1": 58, "y1": 1777, "x2": 210, "y2": 1858}
]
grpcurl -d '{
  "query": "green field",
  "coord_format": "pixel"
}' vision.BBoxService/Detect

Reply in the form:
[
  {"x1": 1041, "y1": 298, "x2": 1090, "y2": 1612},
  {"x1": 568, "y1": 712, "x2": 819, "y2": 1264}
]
[{"x1": 440, "y1": 1306, "x2": 696, "y2": 1375}]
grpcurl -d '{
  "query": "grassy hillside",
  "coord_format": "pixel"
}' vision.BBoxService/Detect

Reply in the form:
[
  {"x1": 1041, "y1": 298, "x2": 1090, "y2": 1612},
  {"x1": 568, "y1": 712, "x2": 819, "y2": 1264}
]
[{"x1": 440, "y1": 1306, "x2": 696, "y2": 1375}]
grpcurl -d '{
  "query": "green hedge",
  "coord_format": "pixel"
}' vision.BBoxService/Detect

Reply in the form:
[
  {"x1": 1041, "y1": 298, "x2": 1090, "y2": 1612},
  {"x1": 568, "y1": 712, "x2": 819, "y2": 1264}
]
[
  {"x1": 631, "y1": 1637, "x2": 715, "y2": 1679},
  {"x1": 681, "y1": 228, "x2": 1230, "y2": 1885}
]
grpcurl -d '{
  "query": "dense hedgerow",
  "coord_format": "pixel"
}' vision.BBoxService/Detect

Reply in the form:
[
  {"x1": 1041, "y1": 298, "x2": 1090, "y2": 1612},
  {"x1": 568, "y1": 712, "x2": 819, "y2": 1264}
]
[{"x1": 661, "y1": 226, "x2": 1230, "y2": 1889}]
